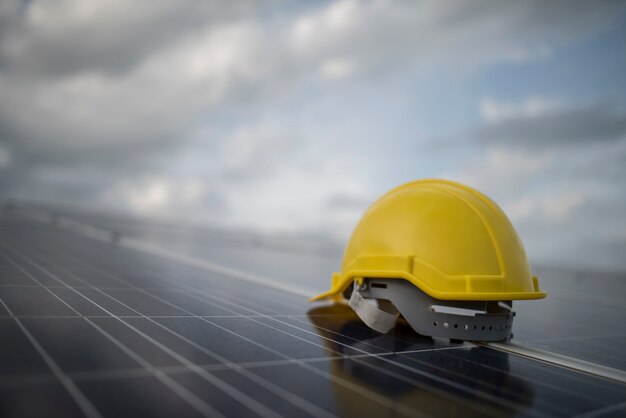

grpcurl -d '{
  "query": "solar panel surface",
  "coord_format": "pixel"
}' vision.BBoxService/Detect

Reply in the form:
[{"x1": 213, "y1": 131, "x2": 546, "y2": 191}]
[
  {"x1": 49, "y1": 208, "x2": 626, "y2": 370},
  {"x1": 1, "y1": 206, "x2": 625, "y2": 417}
]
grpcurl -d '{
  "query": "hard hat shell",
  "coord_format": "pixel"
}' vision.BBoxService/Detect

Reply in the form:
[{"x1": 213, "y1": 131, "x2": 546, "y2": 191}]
[{"x1": 311, "y1": 179, "x2": 545, "y2": 302}]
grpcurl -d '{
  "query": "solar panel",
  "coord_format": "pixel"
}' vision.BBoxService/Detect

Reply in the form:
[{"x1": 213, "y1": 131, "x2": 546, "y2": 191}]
[{"x1": 1, "y1": 207, "x2": 625, "y2": 417}]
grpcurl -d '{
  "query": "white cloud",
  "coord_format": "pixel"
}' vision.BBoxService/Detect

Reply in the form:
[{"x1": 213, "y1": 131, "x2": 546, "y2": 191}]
[
  {"x1": 319, "y1": 58, "x2": 356, "y2": 79},
  {"x1": 220, "y1": 125, "x2": 294, "y2": 173},
  {"x1": 505, "y1": 192, "x2": 586, "y2": 223},
  {"x1": 445, "y1": 147, "x2": 588, "y2": 225},
  {"x1": 0, "y1": 18, "x2": 269, "y2": 153},
  {"x1": 219, "y1": 160, "x2": 368, "y2": 237},
  {"x1": 108, "y1": 176, "x2": 208, "y2": 218},
  {"x1": 290, "y1": 0, "x2": 363, "y2": 53},
  {"x1": 1, "y1": 0, "x2": 625, "y2": 270},
  {"x1": 177, "y1": 122, "x2": 371, "y2": 237},
  {"x1": 540, "y1": 191, "x2": 586, "y2": 221},
  {"x1": 504, "y1": 196, "x2": 535, "y2": 222},
  {"x1": 448, "y1": 148, "x2": 553, "y2": 192},
  {"x1": 480, "y1": 96, "x2": 563, "y2": 124},
  {"x1": 125, "y1": 179, "x2": 171, "y2": 214},
  {"x1": 2, "y1": 1, "x2": 619, "y2": 157},
  {"x1": 442, "y1": 96, "x2": 626, "y2": 270},
  {"x1": 501, "y1": 44, "x2": 552, "y2": 64}
]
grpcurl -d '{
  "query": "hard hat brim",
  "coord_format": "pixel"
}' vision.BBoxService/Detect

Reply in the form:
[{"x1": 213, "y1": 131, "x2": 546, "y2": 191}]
[{"x1": 309, "y1": 270, "x2": 546, "y2": 302}]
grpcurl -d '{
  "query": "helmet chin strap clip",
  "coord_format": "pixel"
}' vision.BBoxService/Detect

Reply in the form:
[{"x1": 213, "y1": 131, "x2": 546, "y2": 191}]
[{"x1": 348, "y1": 281, "x2": 399, "y2": 334}]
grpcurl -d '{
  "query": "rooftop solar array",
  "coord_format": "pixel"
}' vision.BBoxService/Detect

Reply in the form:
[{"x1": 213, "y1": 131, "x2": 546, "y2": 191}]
[
  {"x1": 51, "y1": 207, "x2": 626, "y2": 370},
  {"x1": 1, "y1": 207, "x2": 625, "y2": 417}
]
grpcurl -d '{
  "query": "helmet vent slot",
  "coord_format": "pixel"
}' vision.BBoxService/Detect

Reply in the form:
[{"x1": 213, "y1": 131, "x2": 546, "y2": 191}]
[
  {"x1": 434, "y1": 321, "x2": 498, "y2": 333},
  {"x1": 370, "y1": 282, "x2": 387, "y2": 289}
]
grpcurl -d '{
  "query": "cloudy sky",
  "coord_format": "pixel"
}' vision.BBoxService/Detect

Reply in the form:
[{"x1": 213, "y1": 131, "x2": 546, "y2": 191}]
[{"x1": 1, "y1": 0, "x2": 625, "y2": 271}]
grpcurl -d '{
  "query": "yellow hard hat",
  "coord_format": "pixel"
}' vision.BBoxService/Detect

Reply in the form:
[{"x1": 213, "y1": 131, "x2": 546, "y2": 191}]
[{"x1": 310, "y1": 179, "x2": 546, "y2": 341}]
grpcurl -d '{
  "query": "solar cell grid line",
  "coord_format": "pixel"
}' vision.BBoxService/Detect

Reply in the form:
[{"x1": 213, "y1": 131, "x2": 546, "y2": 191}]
[
  {"x1": 54, "y1": 219, "x2": 620, "y2": 346},
  {"x1": 555, "y1": 342, "x2": 626, "y2": 365},
  {"x1": 56, "y1": 305, "x2": 340, "y2": 417},
  {"x1": 55, "y1": 237, "x2": 422, "y2": 351},
  {"x1": 107, "y1": 272, "x2": 544, "y2": 414},
  {"x1": 9, "y1": 227, "x2": 624, "y2": 414},
  {"x1": 184, "y1": 285, "x2": 450, "y2": 355},
  {"x1": 208, "y1": 306, "x2": 620, "y2": 418},
  {"x1": 49, "y1": 241, "x2": 476, "y2": 356},
  {"x1": 54, "y1": 238, "x2": 438, "y2": 356},
  {"x1": 33, "y1": 230, "x2": 566, "y2": 418},
  {"x1": 147, "y1": 264, "x2": 624, "y2": 414},
  {"x1": 6, "y1": 222, "x2": 624, "y2": 414},
  {"x1": 0, "y1": 284, "x2": 132, "y2": 290},
  {"x1": 68, "y1": 246, "x2": 437, "y2": 354},
  {"x1": 233, "y1": 302, "x2": 581, "y2": 408},
  {"x1": 50, "y1": 239, "x2": 539, "y2": 417},
  {"x1": 219, "y1": 295, "x2": 625, "y2": 409},
  {"x1": 197, "y1": 287, "x2": 447, "y2": 351},
  {"x1": 516, "y1": 308, "x2": 617, "y2": 340},
  {"x1": 17, "y1": 232, "x2": 444, "y2": 418},
  {"x1": 37, "y1": 230, "x2": 308, "y2": 312},
  {"x1": 547, "y1": 337, "x2": 626, "y2": 367},
  {"x1": 65, "y1": 355, "x2": 348, "y2": 384},
  {"x1": 0, "y1": 289, "x2": 103, "y2": 418},
  {"x1": 0, "y1": 253, "x2": 278, "y2": 418},
  {"x1": 64, "y1": 358, "x2": 299, "y2": 387},
  {"x1": 82, "y1": 317, "x2": 225, "y2": 418},
  {"x1": 396, "y1": 350, "x2": 623, "y2": 418},
  {"x1": 414, "y1": 349, "x2": 610, "y2": 416},
  {"x1": 93, "y1": 250, "x2": 510, "y2": 399},
  {"x1": 165, "y1": 282, "x2": 546, "y2": 417},
  {"x1": 2, "y1": 245, "x2": 311, "y2": 418},
  {"x1": 171, "y1": 267, "x2": 312, "y2": 312},
  {"x1": 20, "y1": 241, "x2": 423, "y2": 418},
  {"x1": 528, "y1": 333, "x2": 626, "y2": 345},
  {"x1": 4, "y1": 242, "x2": 346, "y2": 418},
  {"x1": 65, "y1": 247, "x2": 433, "y2": 353},
  {"x1": 22, "y1": 236, "x2": 457, "y2": 417},
  {"x1": 0, "y1": 249, "x2": 227, "y2": 418},
  {"x1": 205, "y1": 287, "x2": 449, "y2": 351},
  {"x1": 0, "y1": 229, "x2": 596, "y2": 342},
  {"x1": 202, "y1": 290, "x2": 620, "y2": 406},
  {"x1": 436, "y1": 344, "x2": 613, "y2": 405},
  {"x1": 79, "y1": 227, "x2": 626, "y2": 381},
  {"x1": 188, "y1": 266, "x2": 604, "y2": 348},
  {"x1": 490, "y1": 355, "x2": 625, "y2": 411},
  {"x1": 198, "y1": 286, "x2": 306, "y2": 316}
]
